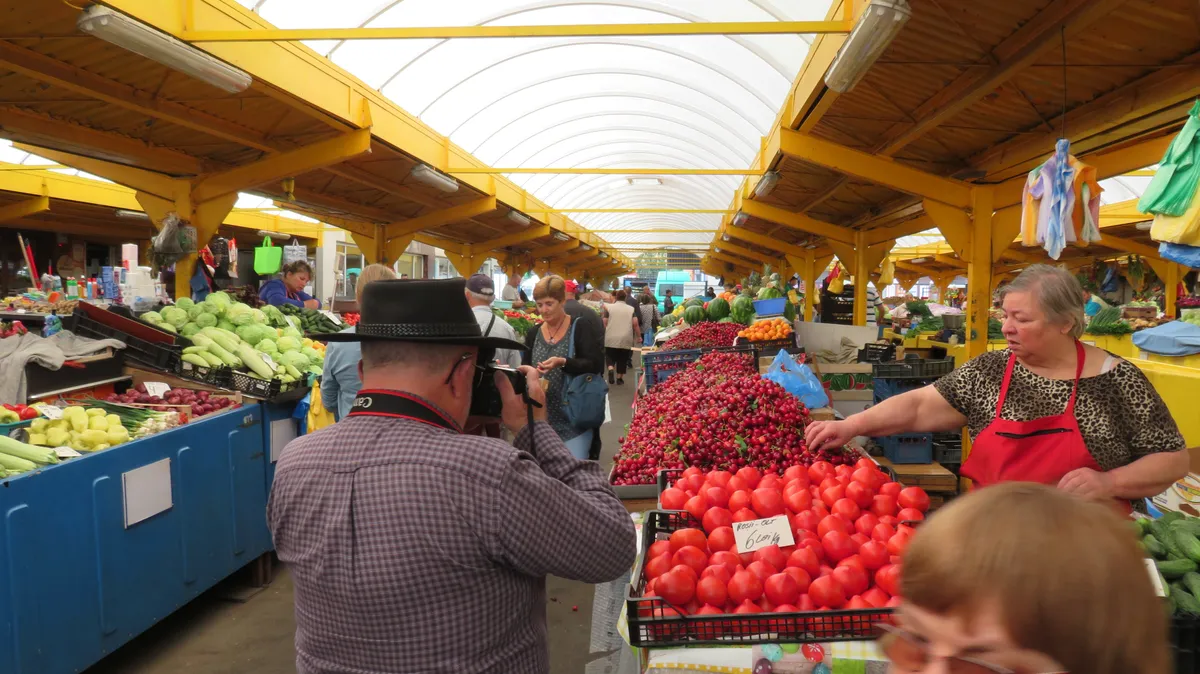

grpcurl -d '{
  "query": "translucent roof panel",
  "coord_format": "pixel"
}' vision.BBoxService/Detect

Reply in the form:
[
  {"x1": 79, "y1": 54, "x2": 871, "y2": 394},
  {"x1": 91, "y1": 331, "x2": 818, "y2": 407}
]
[{"x1": 240, "y1": 0, "x2": 828, "y2": 252}]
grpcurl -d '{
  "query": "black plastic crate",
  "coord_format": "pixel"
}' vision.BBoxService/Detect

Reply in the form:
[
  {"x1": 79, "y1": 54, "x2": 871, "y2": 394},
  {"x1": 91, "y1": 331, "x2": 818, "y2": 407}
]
[
  {"x1": 857, "y1": 342, "x2": 897, "y2": 363},
  {"x1": 872, "y1": 355, "x2": 955, "y2": 379},
  {"x1": 738, "y1": 336, "x2": 797, "y2": 359},
  {"x1": 174, "y1": 357, "x2": 234, "y2": 389},
  {"x1": 626, "y1": 511, "x2": 891, "y2": 647},
  {"x1": 229, "y1": 370, "x2": 307, "y2": 402},
  {"x1": 1173, "y1": 615, "x2": 1200, "y2": 674},
  {"x1": 933, "y1": 442, "x2": 962, "y2": 466},
  {"x1": 643, "y1": 344, "x2": 757, "y2": 390},
  {"x1": 67, "y1": 311, "x2": 180, "y2": 370}
]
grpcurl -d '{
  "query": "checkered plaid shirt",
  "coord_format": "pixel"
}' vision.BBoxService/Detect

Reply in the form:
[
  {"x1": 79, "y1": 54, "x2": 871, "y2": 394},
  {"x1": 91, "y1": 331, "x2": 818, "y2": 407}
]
[{"x1": 267, "y1": 412, "x2": 637, "y2": 674}]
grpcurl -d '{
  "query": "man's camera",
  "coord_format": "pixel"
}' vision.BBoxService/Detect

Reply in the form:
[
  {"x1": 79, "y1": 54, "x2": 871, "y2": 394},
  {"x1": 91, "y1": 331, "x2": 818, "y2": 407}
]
[{"x1": 470, "y1": 358, "x2": 527, "y2": 418}]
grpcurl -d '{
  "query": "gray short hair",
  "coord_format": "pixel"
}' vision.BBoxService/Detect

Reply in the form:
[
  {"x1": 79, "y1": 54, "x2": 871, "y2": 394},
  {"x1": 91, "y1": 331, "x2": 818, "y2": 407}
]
[
  {"x1": 361, "y1": 341, "x2": 471, "y2": 372},
  {"x1": 999, "y1": 264, "x2": 1087, "y2": 338},
  {"x1": 466, "y1": 290, "x2": 493, "y2": 305}
]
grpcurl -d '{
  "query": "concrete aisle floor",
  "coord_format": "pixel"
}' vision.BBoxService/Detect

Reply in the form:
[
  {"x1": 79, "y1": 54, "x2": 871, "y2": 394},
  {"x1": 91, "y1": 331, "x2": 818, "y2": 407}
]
[{"x1": 87, "y1": 353, "x2": 642, "y2": 674}]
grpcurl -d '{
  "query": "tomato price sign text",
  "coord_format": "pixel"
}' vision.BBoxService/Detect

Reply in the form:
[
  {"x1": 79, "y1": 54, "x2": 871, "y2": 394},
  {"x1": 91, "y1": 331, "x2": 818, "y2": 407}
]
[{"x1": 733, "y1": 515, "x2": 795, "y2": 554}]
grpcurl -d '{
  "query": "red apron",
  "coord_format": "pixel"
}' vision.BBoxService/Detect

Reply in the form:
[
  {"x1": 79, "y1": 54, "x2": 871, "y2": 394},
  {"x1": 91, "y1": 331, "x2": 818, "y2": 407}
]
[{"x1": 960, "y1": 341, "x2": 1130, "y2": 514}]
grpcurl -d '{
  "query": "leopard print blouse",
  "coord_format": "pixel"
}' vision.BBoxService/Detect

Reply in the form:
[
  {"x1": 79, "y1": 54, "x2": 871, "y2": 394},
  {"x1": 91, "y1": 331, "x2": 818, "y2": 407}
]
[{"x1": 933, "y1": 349, "x2": 1185, "y2": 471}]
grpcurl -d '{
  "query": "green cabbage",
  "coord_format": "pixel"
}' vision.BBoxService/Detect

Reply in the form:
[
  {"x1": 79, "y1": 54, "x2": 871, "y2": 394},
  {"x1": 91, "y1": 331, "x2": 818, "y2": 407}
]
[
  {"x1": 175, "y1": 297, "x2": 195, "y2": 310},
  {"x1": 206, "y1": 291, "x2": 231, "y2": 310},
  {"x1": 250, "y1": 308, "x2": 266, "y2": 325},
  {"x1": 300, "y1": 346, "x2": 323, "y2": 365},
  {"x1": 186, "y1": 303, "x2": 204, "y2": 320},
  {"x1": 277, "y1": 336, "x2": 300, "y2": 352},
  {"x1": 141, "y1": 311, "x2": 163, "y2": 324},
  {"x1": 281, "y1": 327, "x2": 302, "y2": 341},
  {"x1": 256, "y1": 339, "x2": 278, "y2": 355},
  {"x1": 194, "y1": 312, "x2": 218, "y2": 328},
  {"x1": 161, "y1": 306, "x2": 189, "y2": 328},
  {"x1": 202, "y1": 299, "x2": 224, "y2": 317},
  {"x1": 277, "y1": 351, "x2": 309, "y2": 369},
  {"x1": 158, "y1": 322, "x2": 177, "y2": 334},
  {"x1": 180, "y1": 323, "x2": 202, "y2": 338},
  {"x1": 217, "y1": 319, "x2": 236, "y2": 332}
]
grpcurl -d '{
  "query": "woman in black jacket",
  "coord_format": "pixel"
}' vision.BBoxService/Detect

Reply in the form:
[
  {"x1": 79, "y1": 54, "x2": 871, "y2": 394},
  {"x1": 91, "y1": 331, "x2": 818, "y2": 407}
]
[{"x1": 523, "y1": 275, "x2": 604, "y2": 458}]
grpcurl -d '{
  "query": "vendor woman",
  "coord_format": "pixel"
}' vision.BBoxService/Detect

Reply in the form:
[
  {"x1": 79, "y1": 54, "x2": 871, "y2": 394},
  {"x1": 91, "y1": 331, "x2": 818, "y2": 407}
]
[
  {"x1": 260, "y1": 260, "x2": 321, "y2": 309},
  {"x1": 806, "y1": 264, "x2": 1188, "y2": 511}
]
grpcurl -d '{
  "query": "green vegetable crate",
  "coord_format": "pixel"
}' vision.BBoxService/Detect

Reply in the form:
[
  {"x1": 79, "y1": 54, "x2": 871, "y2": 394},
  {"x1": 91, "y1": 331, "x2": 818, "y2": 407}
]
[{"x1": 172, "y1": 356, "x2": 233, "y2": 389}]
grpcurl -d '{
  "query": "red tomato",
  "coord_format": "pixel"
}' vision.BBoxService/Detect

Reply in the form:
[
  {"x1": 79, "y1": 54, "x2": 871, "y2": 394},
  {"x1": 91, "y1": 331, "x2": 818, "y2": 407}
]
[
  {"x1": 836, "y1": 554, "x2": 866, "y2": 574},
  {"x1": 747, "y1": 560, "x2": 777, "y2": 582},
  {"x1": 705, "y1": 486, "x2": 730, "y2": 509},
  {"x1": 808, "y1": 575, "x2": 846, "y2": 609},
  {"x1": 660, "y1": 487, "x2": 688, "y2": 511},
  {"x1": 734, "y1": 599, "x2": 761, "y2": 615},
  {"x1": 657, "y1": 569, "x2": 696, "y2": 605},
  {"x1": 753, "y1": 545, "x2": 787, "y2": 572},
  {"x1": 736, "y1": 466, "x2": 762, "y2": 489},
  {"x1": 728, "y1": 489, "x2": 752, "y2": 513},
  {"x1": 862, "y1": 587, "x2": 891, "y2": 607},
  {"x1": 784, "y1": 488, "x2": 813, "y2": 513},
  {"x1": 793, "y1": 510, "x2": 822, "y2": 534},
  {"x1": 850, "y1": 466, "x2": 879, "y2": 486},
  {"x1": 887, "y1": 595, "x2": 903, "y2": 608},
  {"x1": 759, "y1": 473, "x2": 783, "y2": 491},
  {"x1": 669, "y1": 528, "x2": 708, "y2": 553},
  {"x1": 727, "y1": 570, "x2": 764, "y2": 603},
  {"x1": 821, "y1": 484, "x2": 846, "y2": 508},
  {"x1": 797, "y1": 537, "x2": 826, "y2": 564},
  {"x1": 751, "y1": 488, "x2": 786, "y2": 518},
  {"x1": 834, "y1": 464, "x2": 853, "y2": 478},
  {"x1": 672, "y1": 546, "x2": 709, "y2": 576},
  {"x1": 832, "y1": 498, "x2": 861, "y2": 521},
  {"x1": 708, "y1": 526, "x2": 736, "y2": 552},
  {"x1": 728, "y1": 475, "x2": 749, "y2": 492},
  {"x1": 819, "y1": 564, "x2": 835, "y2": 578},
  {"x1": 709, "y1": 550, "x2": 741, "y2": 571},
  {"x1": 897, "y1": 508, "x2": 926, "y2": 523},
  {"x1": 696, "y1": 603, "x2": 724, "y2": 616},
  {"x1": 821, "y1": 530, "x2": 856, "y2": 563},
  {"x1": 686, "y1": 473, "x2": 706, "y2": 492},
  {"x1": 797, "y1": 594, "x2": 816, "y2": 612},
  {"x1": 648, "y1": 540, "x2": 672, "y2": 559},
  {"x1": 832, "y1": 565, "x2": 869, "y2": 596},
  {"x1": 683, "y1": 467, "x2": 702, "y2": 478},
  {"x1": 701, "y1": 564, "x2": 734, "y2": 586},
  {"x1": 879, "y1": 482, "x2": 903, "y2": 497},
  {"x1": 871, "y1": 494, "x2": 899, "y2": 517},
  {"x1": 674, "y1": 478, "x2": 689, "y2": 491},
  {"x1": 898, "y1": 487, "x2": 931, "y2": 513},
  {"x1": 787, "y1": 547, "x2": 821, "y2": 577},
  {"x1": 850, "y1": 533, "x2": 870, "y2": 548},
  {"x1": 855, "y1": 457, "x2": 878, "y2": 471},
  {"x1": 732, "y1": 508, "x2": 758, "y2": 523},
  {"x1": 758, "y1": 595, "x2": 776, "y2": 613},
  {"x1": 846, "y1": 595, "x2": 872, "y2": 610},
  {"x1": 773, "y1": 603, "x2": 799, "y2": 613},
  {"x1": 808, "y1": 461, "x2": 835, "y2": 484},
  {"x1": 819, "y1": 476, "x2": 840, "y2": 493},
  {"x1": 707, "y1": 470, "x2": 733, "y2": 488},
  {"x1": 702, "y1": 507, "x2": 733, "y2": 533},
  {"x1": 685, "y1": 494, "x2": 709, "y2": 521},
  {"x1": 875, "y1": 564, "x2": 901, "y2": 597},
  {"x1": 810, "y1": 502, "x2": 830, "y2": 519},
  {"x1": 818, "y1": 514, "x2": 850, "y2": 539},
  {"x1": 644, "y1": 578, "x2": 656, "y2": 596},
  {"x1": 878, "y1": 515, "x2": 899, "y2": 528},
  {"x1": 783, "y1": 465, "x2": 809, "y2": 486},
  {"x1": 886, "y1": 531, "x2": 912, "y2": 557},
  {"x1": 645, "y1": 553, "x2": 673, "y2": 580},
  {"x1": 764, "y1": 572, "x2": 800, "y2": 606},
  {"x1": 871, "y1": 522, "x2": 896, "y2": 543},
  {"x1": 696, "y1": 575, "x2": 728, "y2": 607},
  {"x1": 670, "y1": 563, "x2": 699, "y2": 583},
  {"x1": 854, "y1": 513, "x2": 880, "y2": 536},
  {"x1": 858, "y1": 540, "x2": 889, "y2": 570},
  {"x1": 782, "y1": 566, "x2": 812, "y2": 594},
  {"x1": 845, "y1": 480, "x2": 874, "y2": 509}
]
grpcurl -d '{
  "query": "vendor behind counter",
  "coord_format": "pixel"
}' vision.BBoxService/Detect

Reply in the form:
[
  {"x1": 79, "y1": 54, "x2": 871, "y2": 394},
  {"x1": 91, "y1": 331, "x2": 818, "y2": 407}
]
[{"x1": 260, "y1": 261, "x2": 320, "y2": 310}]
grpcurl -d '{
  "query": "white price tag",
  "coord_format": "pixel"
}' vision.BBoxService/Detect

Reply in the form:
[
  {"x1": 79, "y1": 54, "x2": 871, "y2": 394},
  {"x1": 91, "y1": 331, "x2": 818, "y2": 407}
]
[
  {"x1": 733, "y1": 516, "x2": 796, "y2": 554},
  {"x1": 320, "y1": 310, "x2": 342, "y2": 326},
  {"x1": 54, "y1": 446, "x2": 82, "y2": 459},
  {"x1": 144, "y1": 382, "x2": 171, "y2": 397},
  {"x1": 1147, "y1": 558, "x2": 1167, "y2": 597},
  {"x1": 35, "y1": 404, "x2": 62, "y2": 420},
  {"x1": 260, "y1": 352, "x2": 278, "y2": 371}
]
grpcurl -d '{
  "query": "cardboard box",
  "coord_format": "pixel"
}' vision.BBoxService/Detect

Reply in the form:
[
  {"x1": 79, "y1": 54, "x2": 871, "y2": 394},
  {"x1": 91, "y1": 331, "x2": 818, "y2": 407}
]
[{"x1": 1150, "y1": 473, "x2": 1200, "y2": 518}]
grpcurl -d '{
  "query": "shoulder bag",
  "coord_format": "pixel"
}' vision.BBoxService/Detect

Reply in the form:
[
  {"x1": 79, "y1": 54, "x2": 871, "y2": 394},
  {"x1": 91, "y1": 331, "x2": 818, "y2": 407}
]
[{"x1": 562, "y1": 318, "x2": 609, "y2": 429}]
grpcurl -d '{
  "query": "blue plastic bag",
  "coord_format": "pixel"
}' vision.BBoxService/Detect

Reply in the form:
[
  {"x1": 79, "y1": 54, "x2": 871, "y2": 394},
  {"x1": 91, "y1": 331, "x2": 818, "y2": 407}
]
[
  {"x1": 292, "y1": 392, "x2": 310, "y2": 435},
  {"x1": 763, "y1": 350, "x2": 829, "y2": 409},
  {"x1": 1132, "y1": 320, "x2": 1200, "y2": 357},
  {"x1": 1159, "y1": 241, "x2": 1200, "y2": 268}
]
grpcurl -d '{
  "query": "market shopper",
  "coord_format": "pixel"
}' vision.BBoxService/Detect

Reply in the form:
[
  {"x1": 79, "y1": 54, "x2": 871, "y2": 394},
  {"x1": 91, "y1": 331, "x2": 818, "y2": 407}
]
[
  {"x1": 806, "y1": 264, "x2": 1188, "y2": 512},
  {"x1": 663, "y1": 288, "x2": 675, "y2": 314},
  {"x1": 319, "y1": 263, "x2": 395, "y2": 421},
  {"x1": 564, "y1": 285, "x2": 607, "y2": 461},
  {"x1": 888, "y1": 482, "x2": 1169, "y2": 674},
  {"x1": 523, "y1": 275, "x2": 605, "y2": 459},
  {"x1": 465, "y1": 274, "x2": 521, "y2": 369},
  {"x1": 269, "y1": 278, "x2": 636, "y2": 674},
  {"x1": 501, "y1": 273, "x2": 521, "y2": 303},
  {"x1": 637, "y1": 292, "x2": 660, "y2": 347},
  {"x1": 260, "y1": 260, "x2": 321, "y2": 309},
  {"x1": 602, "y1": 290, "x2": 640, "y2": 385}
]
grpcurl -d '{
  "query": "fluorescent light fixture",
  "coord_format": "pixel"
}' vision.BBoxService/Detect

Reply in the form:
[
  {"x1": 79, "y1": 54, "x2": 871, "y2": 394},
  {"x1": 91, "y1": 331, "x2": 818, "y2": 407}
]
[
  {"x1": 732, "y1": 211, "x2": 748, "y2": 227},
  {"x1": 1136, "y1": 220, "x2": 1152, "y2": 231},
  {"x1": 722, "y1": 234, "x2": 730, "y2": 242},
  {"x1": 552, "y1": 232, "x2": 570, "y2": 241},
  {"x1": 714, "y1": 247, "x2": 722, "y2": 254},
  {"x1": 824, "y1": 0, "x2": 912, "y2": 94},
  {"x1": 115, "y1": 209, "x2": 149, "y2": 219},
  {"x1": 77, "y1": 7, "x2": 252, "y2": 94},
  {"x1": 909, "y1": 257, "x2": 928, "y2": 264},
  {"x1": 629, "y1": 177, "x2": 663, "y2": 186},
  {"x1": 599, "y1": 252, "x2": 609, "y2": 259},
  {"x1": 410, "y1": 164, "x2": 459, "y2": 193},
  {"x1": 506, "y1": 209, "x2": 530, "y2": 227},
  {"x1": 753, "y1": 171, "x2": 781, "y2": 198},
  {"x1": 579, "y1": 244, "x2": 593, "y2": 251}
]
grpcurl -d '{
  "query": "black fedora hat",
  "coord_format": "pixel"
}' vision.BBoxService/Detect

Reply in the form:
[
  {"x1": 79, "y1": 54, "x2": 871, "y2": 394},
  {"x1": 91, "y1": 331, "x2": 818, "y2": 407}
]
[{"x1": 320, "y1": 278, "x2": 527, "y2": 351}]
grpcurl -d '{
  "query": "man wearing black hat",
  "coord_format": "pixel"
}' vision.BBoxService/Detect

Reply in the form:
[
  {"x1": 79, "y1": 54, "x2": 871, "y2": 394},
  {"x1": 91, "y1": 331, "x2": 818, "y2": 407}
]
[{"x1": 267, "y1": 278, "x2": 636, "y2": 674}]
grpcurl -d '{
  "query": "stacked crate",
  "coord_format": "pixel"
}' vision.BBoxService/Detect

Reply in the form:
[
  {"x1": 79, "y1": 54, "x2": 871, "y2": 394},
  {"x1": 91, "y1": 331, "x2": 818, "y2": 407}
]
[{"x1": 870, "y1": 355, "x2": 955, "y2": 464}]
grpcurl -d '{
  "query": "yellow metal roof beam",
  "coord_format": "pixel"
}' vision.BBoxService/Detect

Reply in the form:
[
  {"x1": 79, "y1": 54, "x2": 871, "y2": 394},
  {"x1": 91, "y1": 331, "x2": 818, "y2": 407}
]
[
  {"x1": 16, "y1": 143, "x2": 184, "y2": 201},
  {"x1": 740, "y1": 198, "x2": 856, "y2": 245},
  {"x1": 532, "y1": 209, "x2": 731, "y2": 215},
  {"x1": 384, "y1": 197, "x2": 498, "y2": 239},
  {"x1": 450, "y1": 168, "x2": 760, "y2": 175},
  {"x1": 714, "y1": 242, "x2": 781, "y2": 267},
  {"x1": 721, "y1": 224, "x2": 809, "y2": 259},
  {"x1": 709, "y1": 251, "x2": 757, "y2": 272},
  {"x1": 181, "y1": 21, "x2": 853, "y2": 42},
  {"x1": 469, "y1": 225, "x2": 552, "y2": 254},
  {"x1": 531, "y1": 240, "x2": 582, "y2": 258},
  {"x1": 0, "y1": 195, "x2": 50, "y2": 223},
  {"x1": 558, "y1": 249, "x2": 601, "y2": 267},
  {"x1": 588, "y1": 228, "x2": 721, "y2": 234}
]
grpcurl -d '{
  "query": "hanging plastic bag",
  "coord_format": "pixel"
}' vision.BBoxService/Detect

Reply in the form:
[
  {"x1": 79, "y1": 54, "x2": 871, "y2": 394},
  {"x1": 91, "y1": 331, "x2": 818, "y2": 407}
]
[
  {"x1": 1151, "y1": 179, "x2": 1200, "y2": 247},
  {"x1": 307, "y1": 380, "x2": 336, "y2": 432},
  {"x1": 150, "y1": 212, "x2": 197, "y2": 267},
  {"x1": 1139, "y1": 100, "x2": 1200, "y2": 217},
  {"x1": 254, "y1": 237, "x2": 282, "y2": 275},
  {"x1": 829, "y1": 264, "x2": 846, "y2": 295},
  {"x1": 878, "y1": 256, "x2": 895, "y2": 287},
  {"x1": 283, "y1": 237, "x2": 308, "y2": 265},
  {"x1": 1159, "y1": 241, "x2": 1200, "y2": 269},
  {"x1": 763, "y1": 350, "x2": 828, "y2": 409}
]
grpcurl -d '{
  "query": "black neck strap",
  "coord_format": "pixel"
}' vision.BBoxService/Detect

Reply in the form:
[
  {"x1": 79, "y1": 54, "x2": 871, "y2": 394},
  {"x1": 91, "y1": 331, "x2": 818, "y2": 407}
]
[{"x1": 347, "y1": 390, "x2": 461, "y2": 433}]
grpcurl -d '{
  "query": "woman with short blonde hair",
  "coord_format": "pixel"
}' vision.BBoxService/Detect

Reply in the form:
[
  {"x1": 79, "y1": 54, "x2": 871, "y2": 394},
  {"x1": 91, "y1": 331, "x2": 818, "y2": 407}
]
[
  {"x1": 321, "y1": 263, "x2": 396, "y2": 420},
  {"x1": 885, "y1": 482, "x2": 1169, "y2": 674}
]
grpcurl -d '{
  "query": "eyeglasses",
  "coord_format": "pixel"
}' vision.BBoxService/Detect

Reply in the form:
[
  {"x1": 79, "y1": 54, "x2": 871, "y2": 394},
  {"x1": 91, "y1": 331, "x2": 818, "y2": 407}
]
[
  {"x1": 444, "y1": 352, "x2": 482, "y2": 385},
  {"x1": 876, "y1": 624, "x2": 1067, "y2": 674}
]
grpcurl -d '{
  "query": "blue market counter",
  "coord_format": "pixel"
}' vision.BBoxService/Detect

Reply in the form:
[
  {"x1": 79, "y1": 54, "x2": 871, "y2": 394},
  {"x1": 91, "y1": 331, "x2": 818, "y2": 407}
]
[{"x1": 0, "y1": 404, "x2": 275, "y2": 674}]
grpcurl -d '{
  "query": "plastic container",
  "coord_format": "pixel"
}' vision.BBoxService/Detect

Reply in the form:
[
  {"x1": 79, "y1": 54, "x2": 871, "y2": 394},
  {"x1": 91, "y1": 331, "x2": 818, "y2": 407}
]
[
  {"x1": 873, "y1": 377, "x2": 930, "y2": 403},
  {"x1": 492, "y1": 300, "x2": 514, "y2": 310},
  {"x1": 228, "y1": 371, "x2": 308, "y2": 403},
  {"x1": 174, "y1": 358, "x2": 234, "y2": 389},
  {"x1": 67, "y1": 311, "x2": 179, "y2": 371},
  {"x1": 642, "y1": 344, "x2": 757, "y2": 390},
  {"x1": 878, "y1": 433, "x2": 933, "y2": 464},
  {"x1": 625, "y1": 510, "x2": 891, "y2": 647},
  {"x1": 871, "y1": 355, "x2": 955, "y2": 379},
  {"x1": 1173, "y1": 615, "x2": 1200, "y2": 674},
  {"x1": 736, "y1": 335, "x2": 797, "y2": 359},
  {"x1": 751, "y1": 297, "x2": 787, "y2": 316},
  {"x1": 857, "y1": 342, "x2": 897, "y2": 363}
]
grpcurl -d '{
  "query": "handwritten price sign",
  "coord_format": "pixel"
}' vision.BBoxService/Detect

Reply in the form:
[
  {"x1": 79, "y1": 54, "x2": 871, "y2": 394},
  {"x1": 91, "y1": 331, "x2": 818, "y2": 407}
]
[{"x1": 733, "y1": 515, "x2": 795, "y2": 554}]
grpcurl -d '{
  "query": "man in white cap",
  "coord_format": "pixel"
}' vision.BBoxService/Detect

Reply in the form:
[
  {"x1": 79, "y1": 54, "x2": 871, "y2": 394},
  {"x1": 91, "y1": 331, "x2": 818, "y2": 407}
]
[{"x1": 466, "y1": 273, "x2": 521, "y2": 369}]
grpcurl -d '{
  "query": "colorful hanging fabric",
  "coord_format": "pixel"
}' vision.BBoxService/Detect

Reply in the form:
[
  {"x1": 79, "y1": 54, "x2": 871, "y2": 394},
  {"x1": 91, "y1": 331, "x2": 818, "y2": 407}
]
[
  {"x1": 1072, "y1": 157, "x2": 1102, "y2": 244},
  {"x1": 1139, "y1": 100, "x2": 1200, "y2": 217},
  {"x1": 1150, "y1": 177, "x2": 1200, "y2": 247},
  {"x1": 1018, "y1": 139, "x2": 1103, "y2": 257},
  {"x1": 1041, "y1": 139, "x2": 1075, "y2": 259}
]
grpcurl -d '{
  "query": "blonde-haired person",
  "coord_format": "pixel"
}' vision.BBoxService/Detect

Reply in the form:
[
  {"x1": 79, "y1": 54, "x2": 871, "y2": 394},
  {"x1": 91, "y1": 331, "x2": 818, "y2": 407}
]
[
  {"x1": 320, "y1": 263, "x2": 396, "y2": 420},
  {"x1": 522, "y1": 275, "x2": 604, "y2": 458},
  {"x1": 883, "y1": 482, "x2": 1169, "y2": 674},
  {"x1": 807, "y1": 264, "x2": 1187, "y2": 512}
]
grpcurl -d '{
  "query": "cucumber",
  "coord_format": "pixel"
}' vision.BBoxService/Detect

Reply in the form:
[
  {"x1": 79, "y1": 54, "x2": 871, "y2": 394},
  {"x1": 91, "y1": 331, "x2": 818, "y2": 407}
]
[
  {"x1": 1173, "y1": 527, "x2": 1200, "y2": 564},
  {"x1": 1144, "y1": 534, "x2": 1168, "y2": 559},
  {"x1": 1172, "y1": 518, "x2": 1200, "y2": 538},
  {"x1": 1175, "y1": 585, "x2": 1200, "y2": 616},
  {"x1": 1152, "y1": 520, "x2": 1186, "y2": 559},
  {"x1": 1184, "y1": 571, "x2": 1200, "y2": 601},
  {"x1": 1157, "y1": 558, "x2": 1198, "y2": 579},
  {"x1": 1168, "y1": 595, "x2": 1178, "y2": 617},
  {"x1": 1161, "y1": 511, "x2": 1186, "y2": 525}
]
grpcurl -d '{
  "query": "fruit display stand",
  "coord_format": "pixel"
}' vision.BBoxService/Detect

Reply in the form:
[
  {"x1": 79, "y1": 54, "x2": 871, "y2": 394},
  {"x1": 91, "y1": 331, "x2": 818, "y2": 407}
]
[
  {"x1": 874, "y1": 458, "x2": 959, "y2": 510},
  {"x1": 0, "y1": 404, "x2": 271, "y2": 674},
  {"x1": 1135, "y1": 359, "x2": 1200, "y2": 447},
  {"x1": 1081, "y1": 333, "x2": 1136, "y2": 358}
]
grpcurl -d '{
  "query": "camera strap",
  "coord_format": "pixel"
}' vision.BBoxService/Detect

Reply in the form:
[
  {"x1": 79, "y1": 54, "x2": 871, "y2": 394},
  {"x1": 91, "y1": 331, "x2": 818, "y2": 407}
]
[{"x1": 347, "y1": 389, "x2": 461, "y2": 433}]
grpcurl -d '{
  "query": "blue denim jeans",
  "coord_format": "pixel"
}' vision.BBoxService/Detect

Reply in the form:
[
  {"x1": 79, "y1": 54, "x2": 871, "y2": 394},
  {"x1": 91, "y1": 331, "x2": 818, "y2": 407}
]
[
  {"x1": 643, "y1": 329, "x2": 655, "y2": 347},
  {"x1": 564, "y1": 429, "x2": 595, "y2": 460}
]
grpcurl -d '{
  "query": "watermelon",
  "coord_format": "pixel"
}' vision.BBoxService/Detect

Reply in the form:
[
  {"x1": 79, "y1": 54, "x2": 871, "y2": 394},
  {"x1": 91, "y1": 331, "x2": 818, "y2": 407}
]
[
  {"x1": 706, "y1": 297, "x2": 730, "y2": 321},
  {"x1": 683, "y1": 305, "x2": 707, "y2": 325},
  {"x1": 757, "y1": 287, "x2": 784, "y2": 300},
  {"x1": 718, "y1": 317, "x2": 735, "y2": 323},
  {"x1": 731, "y1": 295, "x2": 754, "y2": 316},
  {"x1": 683, "y1": 298, "x2": 705, "y2": 309},
  {"x1": 783, "y1": 301, "x2": 797, "y2": 322}
]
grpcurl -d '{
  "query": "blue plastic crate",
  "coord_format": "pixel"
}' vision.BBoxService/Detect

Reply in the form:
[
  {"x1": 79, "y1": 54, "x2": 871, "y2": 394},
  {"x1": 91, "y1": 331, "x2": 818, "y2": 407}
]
[
  {"x1": 873, "y1": 377, "x2": 935, "y2": 403},
  {"x1": 879, "y1": 433, "x2": 933, "y2": 464},
  {"x1": 752, "y1": 297, "x2": 787, "y2": 316}
]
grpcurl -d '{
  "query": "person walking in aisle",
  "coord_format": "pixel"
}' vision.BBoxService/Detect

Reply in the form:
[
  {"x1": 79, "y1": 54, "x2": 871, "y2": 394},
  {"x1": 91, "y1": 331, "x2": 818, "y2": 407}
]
[
  {"x1": 638, "y1": 293, "x2": 660, "y2": 347},
  {"x1": 564, "y1": 281, "x2": 607, "y2": 461},
  {"x1": 269, "y1": 278, "x2": 636, "y2": 674},
  {"x1": 523, "y1": 276, "x2": 605, "y2": 459},
  {"x1": 320, "y1": 263, "x2": 395, "y2": 421},
  {"x1": 602, "y1": 290, "x2": 639, "y2": 386},
  {"x1": 663, "y1": 288, "x2": 675, "y2": 315}
]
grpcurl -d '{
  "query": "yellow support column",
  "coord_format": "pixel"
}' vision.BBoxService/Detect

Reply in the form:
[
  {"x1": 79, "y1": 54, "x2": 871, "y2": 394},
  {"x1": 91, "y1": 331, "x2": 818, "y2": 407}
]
[
  {"x1": 1165, "y1": 262, "x2": 1181, "y2": 318},
  {"x1": 786, "y1": 252, "x2": 817, "y2": 322},
  {"x1": 852, "y1": 230, "x2": 869, "y2": 326},
  {"x1": 966, "y1": 188, "x2": 994, "y2": 359}
]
